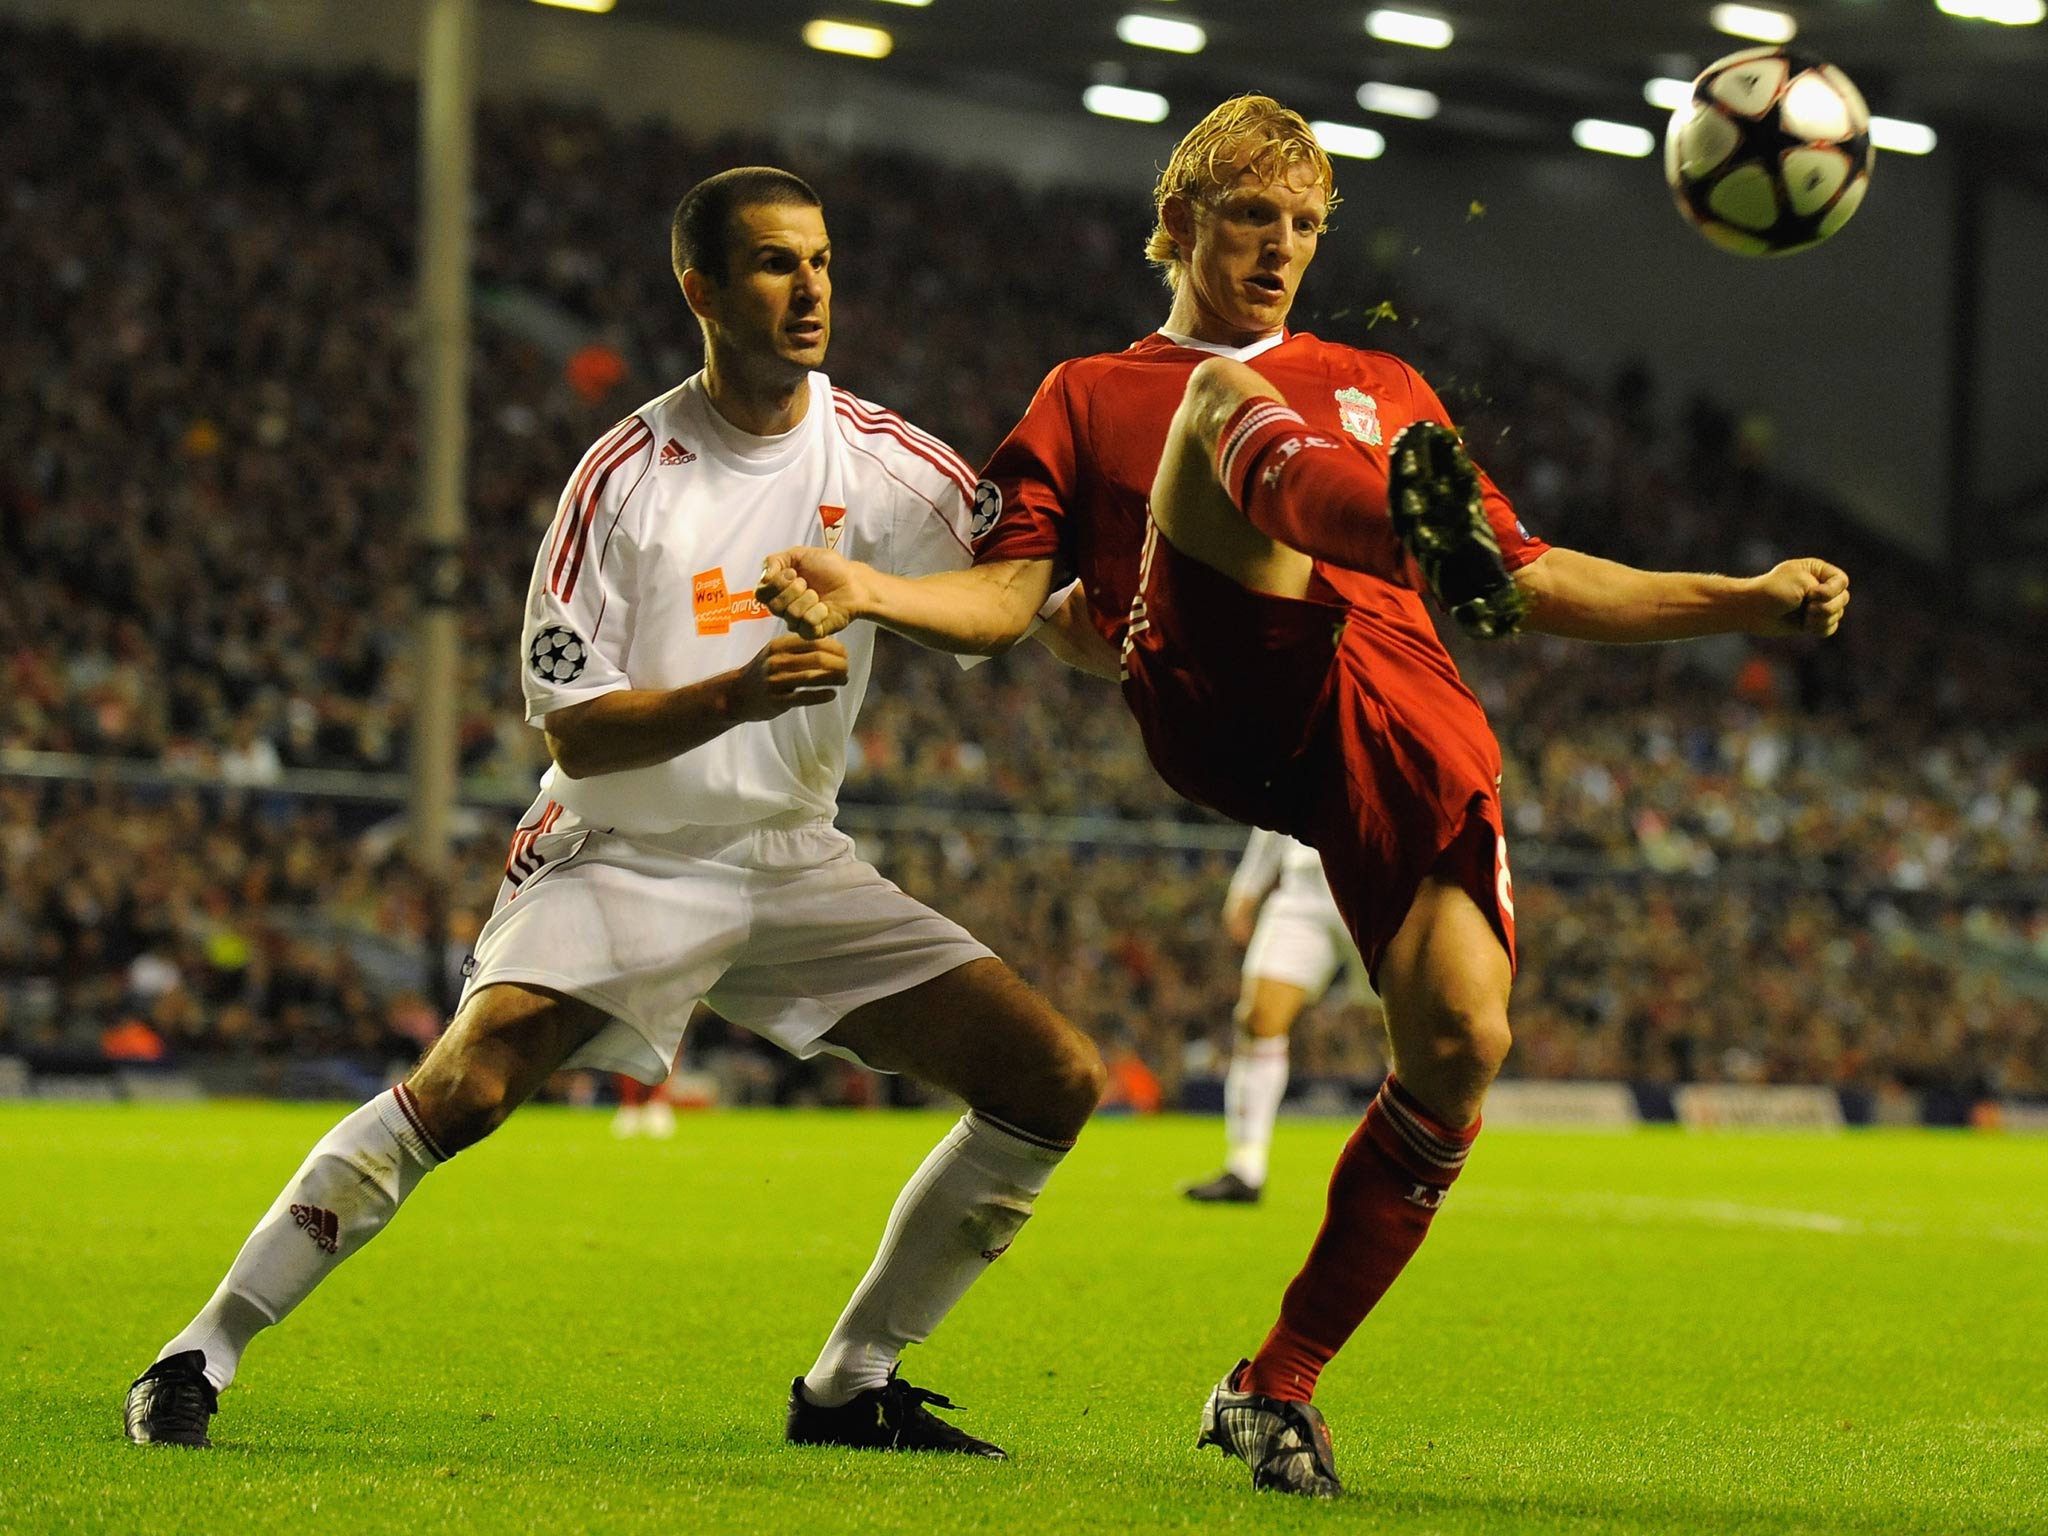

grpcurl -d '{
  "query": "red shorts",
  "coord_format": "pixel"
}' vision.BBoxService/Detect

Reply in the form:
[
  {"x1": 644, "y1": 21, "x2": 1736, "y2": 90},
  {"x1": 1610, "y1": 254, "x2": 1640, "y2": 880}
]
[{"x1": 1120, "y1": 525, "x2": 1516, "y2": 979}]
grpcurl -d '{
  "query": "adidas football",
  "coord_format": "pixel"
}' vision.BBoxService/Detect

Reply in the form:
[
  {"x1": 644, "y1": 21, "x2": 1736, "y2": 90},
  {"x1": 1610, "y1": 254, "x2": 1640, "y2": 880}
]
[{"x1": 1664, "y1": 46, "x2": 1873, "y2": 256}]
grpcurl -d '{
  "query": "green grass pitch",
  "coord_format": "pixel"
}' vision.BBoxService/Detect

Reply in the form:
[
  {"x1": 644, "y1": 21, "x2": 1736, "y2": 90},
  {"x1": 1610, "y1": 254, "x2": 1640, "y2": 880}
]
[{"x1": 2, "y1": 1105, "x2": 2043, "y2": 1534}]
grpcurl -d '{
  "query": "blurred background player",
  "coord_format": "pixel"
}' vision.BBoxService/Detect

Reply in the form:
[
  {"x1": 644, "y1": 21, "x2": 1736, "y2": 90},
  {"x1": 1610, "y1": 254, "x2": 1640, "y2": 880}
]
[
  {"x1": 612, "y1": 1072, "x2": 677, "y2": 1138},
  {"x1": 1184, "y1": 830, "x2": 1369, "y2": 1205},
  {"x1": 610, "y1": 1003, "x2": 725, "y2": 1137},
  {"x1": 757, "y1": 94, "x2": 1849, "y2": 1499},
  {"x1": 123, "y1": 166, "x2": 1108, "y2": 1459}
]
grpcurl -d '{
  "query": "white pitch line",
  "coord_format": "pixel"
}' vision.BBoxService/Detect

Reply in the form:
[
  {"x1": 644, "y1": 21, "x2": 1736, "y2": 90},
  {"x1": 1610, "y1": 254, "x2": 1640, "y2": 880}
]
[{"x1": 1461, "y1": 1187, "x2": 2047, "y2": 1245}]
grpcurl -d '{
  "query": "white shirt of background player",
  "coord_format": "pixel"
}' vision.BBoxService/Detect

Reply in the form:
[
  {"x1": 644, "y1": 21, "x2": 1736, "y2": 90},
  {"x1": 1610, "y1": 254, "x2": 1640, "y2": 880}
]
[{"x1": 1226, "y1": 827, "x2": 1335, "y2": 919}]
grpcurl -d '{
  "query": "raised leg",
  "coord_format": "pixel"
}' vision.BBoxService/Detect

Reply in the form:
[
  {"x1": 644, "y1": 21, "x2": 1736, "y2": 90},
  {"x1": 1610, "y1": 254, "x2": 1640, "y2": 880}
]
[{"x1": 1149, "y1": 358, "x2": 1316, "y2": 597}]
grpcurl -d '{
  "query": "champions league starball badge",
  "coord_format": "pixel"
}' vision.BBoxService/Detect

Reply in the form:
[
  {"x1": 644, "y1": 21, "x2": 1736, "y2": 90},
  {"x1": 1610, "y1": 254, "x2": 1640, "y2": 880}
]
[
  {"x1": 529, "y1": 624, "x2": 589, "y2": 684},
  {"x1": 971, "y1": 479, "x2": 1003, "y2": 540}
]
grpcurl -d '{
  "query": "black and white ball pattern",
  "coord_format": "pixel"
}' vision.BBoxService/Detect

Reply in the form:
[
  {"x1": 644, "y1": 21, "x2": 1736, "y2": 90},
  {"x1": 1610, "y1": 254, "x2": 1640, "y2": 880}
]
[
  {"x1": 971, "y1": 479, "x2": 1004, "y2": 541},
  {"x1": 1664, "y1": 46, "x2": 1872, "y2": 257},
  {"x1": 529, "y1": 624, "x2": 589, "y2": 684}
]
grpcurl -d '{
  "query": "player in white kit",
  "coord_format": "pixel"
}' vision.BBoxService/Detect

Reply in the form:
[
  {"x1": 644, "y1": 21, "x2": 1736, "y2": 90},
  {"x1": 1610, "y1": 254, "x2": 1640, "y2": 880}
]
[
  {"x1": 125, "y1": 168, "x2": 1108, "y2": 1459},
  {"x1": 1184, "y1": 831, "x2": 1371, "y2": 1204}
]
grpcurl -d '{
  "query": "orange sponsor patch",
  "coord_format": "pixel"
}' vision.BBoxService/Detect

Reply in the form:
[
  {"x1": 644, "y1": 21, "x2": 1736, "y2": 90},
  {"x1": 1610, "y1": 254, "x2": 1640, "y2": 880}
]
[
  {"x1": 693, "y1": 566, "x2": 774, "y2": 637},
  {"x1": 692, "y1": 568, "x2": 731, "y2": 635}
]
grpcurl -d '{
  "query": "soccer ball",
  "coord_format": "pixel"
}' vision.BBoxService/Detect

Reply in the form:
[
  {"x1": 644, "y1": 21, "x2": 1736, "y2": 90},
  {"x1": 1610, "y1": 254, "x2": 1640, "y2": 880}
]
[{"x1": 1664, "y1": 47, "x2": 1873, "y2": 256}]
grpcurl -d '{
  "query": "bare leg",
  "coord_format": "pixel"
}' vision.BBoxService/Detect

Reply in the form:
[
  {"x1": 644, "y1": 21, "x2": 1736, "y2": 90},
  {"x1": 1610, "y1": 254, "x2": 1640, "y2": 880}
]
[
  {"x1": 1150, "y1": 359, "x2": 1316, "y2": 598},
  {"x1": 1153, "y1": 354, "x2": 1418, "y2": 590},
  {"x1": 1373, "y1": 877, "x2": 1513, "y2": 1128},
  {"x1": 1239, "y1": 976, "x2": 1310, "y2": 1040},
  {"x1": 825, "y1": 956, "x2": 1104, "y2": 1142},
  {"x1": 407, "y1": 982, "x2": 611, "y2": 1152}
]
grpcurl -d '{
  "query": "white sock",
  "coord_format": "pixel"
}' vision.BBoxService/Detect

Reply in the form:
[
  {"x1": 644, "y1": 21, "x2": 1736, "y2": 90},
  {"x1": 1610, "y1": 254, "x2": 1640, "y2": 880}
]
[
  {"x1": 1223, "y1": 1035, "x2": 1289, "y2": 1189},
  {"x1": 157, "y1": 1086, "x2": 446, "y2": 1390},
  {"x1": 802, "y1": 1112, "x2": 1069, "y2": 1406}
]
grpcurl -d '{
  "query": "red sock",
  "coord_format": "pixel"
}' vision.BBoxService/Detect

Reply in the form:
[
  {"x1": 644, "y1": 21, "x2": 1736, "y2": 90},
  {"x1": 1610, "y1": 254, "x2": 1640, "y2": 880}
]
[
  {"x1": 1244, "y1": 1075, "x2": 1478, "y2": 1402},
  {"x1": 1214, "y1": 397, "x2": 1407, "y2": 581},
  {"x1": 617, "y1": 1076, "x2": 649, "y2": 1107}
]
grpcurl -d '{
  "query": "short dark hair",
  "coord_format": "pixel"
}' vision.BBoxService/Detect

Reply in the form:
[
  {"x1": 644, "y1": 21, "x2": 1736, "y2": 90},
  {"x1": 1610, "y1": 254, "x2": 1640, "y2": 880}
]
[{"x1": 672, "y1": 166, "x2": 822, "y2": 287}]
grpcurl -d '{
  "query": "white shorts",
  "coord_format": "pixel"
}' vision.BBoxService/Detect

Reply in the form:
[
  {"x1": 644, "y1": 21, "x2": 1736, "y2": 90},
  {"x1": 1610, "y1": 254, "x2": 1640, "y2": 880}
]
[
  {"x1": 461, "y1": 797, "x2": 995, "y2": 1084},
  {"x1": 1240, "y1": 865, "x2": 1372, "y2": 1011}
]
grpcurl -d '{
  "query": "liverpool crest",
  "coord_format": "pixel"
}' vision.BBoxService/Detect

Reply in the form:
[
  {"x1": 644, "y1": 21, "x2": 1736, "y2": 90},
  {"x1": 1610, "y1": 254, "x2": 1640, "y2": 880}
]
[{"x1": 1334, "y1": 387, "x2": 1383, "y2": 447}]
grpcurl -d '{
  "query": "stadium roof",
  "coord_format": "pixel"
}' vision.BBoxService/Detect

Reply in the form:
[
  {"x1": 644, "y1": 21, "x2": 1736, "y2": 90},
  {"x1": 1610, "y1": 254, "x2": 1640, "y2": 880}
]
[{"x1": 634, "y1": 0, "x2": 2048, "y2": 146}]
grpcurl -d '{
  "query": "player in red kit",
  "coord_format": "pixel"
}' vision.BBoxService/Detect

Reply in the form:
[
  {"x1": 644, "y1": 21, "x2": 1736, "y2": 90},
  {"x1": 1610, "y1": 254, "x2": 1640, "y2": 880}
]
[{"x1": 760, "y1": 96, "x2": 1850, "y2": 1498}]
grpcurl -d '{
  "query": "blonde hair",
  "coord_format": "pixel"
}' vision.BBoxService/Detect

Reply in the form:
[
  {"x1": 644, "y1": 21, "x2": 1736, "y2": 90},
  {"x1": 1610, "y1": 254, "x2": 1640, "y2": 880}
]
[{"x1": 1146, "y1": 94, "x2": 1339, "y2": 290}]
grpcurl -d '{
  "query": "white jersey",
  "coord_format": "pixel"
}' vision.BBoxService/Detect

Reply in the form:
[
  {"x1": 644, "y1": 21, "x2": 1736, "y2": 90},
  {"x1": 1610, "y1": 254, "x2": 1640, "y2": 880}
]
[{"x1": 520, "y1": 371, "x2": 982, "y2": 834}]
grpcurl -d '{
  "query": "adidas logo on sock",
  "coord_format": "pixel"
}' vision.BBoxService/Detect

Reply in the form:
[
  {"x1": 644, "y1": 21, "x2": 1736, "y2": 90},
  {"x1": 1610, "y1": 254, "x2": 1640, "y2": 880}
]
[{"x1": 290, "y1": 1202, "x2": 340, "y2": 1254}]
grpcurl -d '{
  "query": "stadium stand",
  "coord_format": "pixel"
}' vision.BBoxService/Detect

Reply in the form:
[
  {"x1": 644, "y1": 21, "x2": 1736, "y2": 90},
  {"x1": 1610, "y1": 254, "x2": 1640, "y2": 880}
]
[{"x1": 2, "y1": 21, "x2": 2042, "y2": 1103}]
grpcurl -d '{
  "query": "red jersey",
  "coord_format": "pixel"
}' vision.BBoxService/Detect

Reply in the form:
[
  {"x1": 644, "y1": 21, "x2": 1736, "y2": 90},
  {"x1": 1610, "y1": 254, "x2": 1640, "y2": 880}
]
[
  {"x1": 975, "y1": 330, "x2": 1548, "y2": 663},
  {"x1": 975, "y1": 330, "x2": 1547, "y2": 971}
]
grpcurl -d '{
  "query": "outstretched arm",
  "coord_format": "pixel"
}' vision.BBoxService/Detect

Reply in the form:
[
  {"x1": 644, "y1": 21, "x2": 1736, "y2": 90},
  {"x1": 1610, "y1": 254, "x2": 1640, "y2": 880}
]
[
  {"x1": 758, "y1": 548, "x2": 1057, "y2": 657},
  {"x1": 1514, "y1": 548, "x2": 1849, "y2": 642}
]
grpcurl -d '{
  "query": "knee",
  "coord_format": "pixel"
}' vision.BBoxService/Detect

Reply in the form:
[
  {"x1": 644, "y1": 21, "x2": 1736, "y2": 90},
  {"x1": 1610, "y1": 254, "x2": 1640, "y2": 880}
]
[
  {"x1": 1185, "y1": 355, "x2": 1240, "y2": 410},
  {"x1": 1390, "y1": 1003, "x2": 1509, "y2": 1129},
  {"x1": 1039, "y1": 1025, "x2": 1109, "y2": 1128},
  {"x1": 407, "y1": 1059, "x2": 517, "y2": 1154},
  {"x1": 1430, "y1": 1004, "x2": 1512, "y2": 1083},
  {"x1": 1068, "y1": 1030, "x2": 1111, "y2": 1115},
  {"x1": 1237, "y1": 985, "x2": 1302, "y2": 1040},
  {"x1": 986, "y1": 1021, "x2": 1106, "y2": 1141},
  {"x1": 1397, "y1": 999, "x2": 1510, "y2": 1087},
  {"x1": 1183, "y1": 356, "x2": 1271, "y2": 442},
  {"x1": 404, "y1": 985, "x2": 595, "y2": 1152}
]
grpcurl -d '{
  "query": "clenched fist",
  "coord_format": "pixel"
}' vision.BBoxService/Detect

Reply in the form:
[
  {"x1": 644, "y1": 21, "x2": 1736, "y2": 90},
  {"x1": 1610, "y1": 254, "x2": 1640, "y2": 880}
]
[
  {"x1": 757, "y1": 548, "x2": 873, "y2": 640},
  {"x1": 1754, "y1": 558, "x2": 1850, "y2": 637}
]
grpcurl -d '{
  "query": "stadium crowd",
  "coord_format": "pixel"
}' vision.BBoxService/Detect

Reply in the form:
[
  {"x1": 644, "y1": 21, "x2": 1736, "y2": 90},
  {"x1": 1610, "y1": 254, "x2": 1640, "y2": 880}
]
[
  {"x1": 4, "y1": 777, "x2": 2041, "y2": 1103},
  {"x1": 1, "y1": 23, "x2": 2043, "y2": 1101}
]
